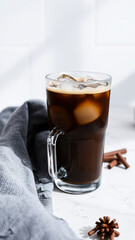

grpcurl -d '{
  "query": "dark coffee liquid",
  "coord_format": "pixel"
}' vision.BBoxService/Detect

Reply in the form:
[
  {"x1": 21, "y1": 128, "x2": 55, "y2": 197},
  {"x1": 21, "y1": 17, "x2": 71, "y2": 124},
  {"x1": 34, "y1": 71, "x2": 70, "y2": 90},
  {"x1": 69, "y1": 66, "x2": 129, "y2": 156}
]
[{"x1": 47, "y1": 88, "x2": 110, "y2": 184}]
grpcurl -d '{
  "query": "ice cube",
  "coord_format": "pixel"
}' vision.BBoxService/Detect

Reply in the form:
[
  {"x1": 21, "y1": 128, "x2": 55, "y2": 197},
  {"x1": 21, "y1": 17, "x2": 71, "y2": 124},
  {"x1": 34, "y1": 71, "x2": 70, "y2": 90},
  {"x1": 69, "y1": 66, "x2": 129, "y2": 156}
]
[
  {"x1": 74, "y1": 100, "x2": 101, "y2": 125},
  {"x1": 57, "y1": 74, "x2": 76, "y2": 82},
  {"x1": 60, "y1": 82, "x2": 74, "y2": 91},
  {"x1": 49, "y1": 81, "x2": 58, "y2": 88},
  {"x1": 84, "y1": 75, "x2": 93, "y2": 81},
  {"x1": 75, "y1": 77, "x2": 85, "y2": 82},
  {"x1": 50, "y1": 105, "x2": 73, "y2": 131}
]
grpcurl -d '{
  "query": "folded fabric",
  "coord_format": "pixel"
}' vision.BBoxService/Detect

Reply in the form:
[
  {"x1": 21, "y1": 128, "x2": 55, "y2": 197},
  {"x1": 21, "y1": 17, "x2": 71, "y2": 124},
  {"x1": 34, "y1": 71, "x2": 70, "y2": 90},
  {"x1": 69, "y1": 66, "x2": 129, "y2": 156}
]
[{"x1": 0, "y1": 100, "x2": 82, "y2": 240}]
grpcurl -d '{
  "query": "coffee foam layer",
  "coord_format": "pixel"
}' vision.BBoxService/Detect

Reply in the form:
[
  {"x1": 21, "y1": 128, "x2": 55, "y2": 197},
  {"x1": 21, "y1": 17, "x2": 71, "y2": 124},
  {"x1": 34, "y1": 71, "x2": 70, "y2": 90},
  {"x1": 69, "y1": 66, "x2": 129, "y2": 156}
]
[{"x1": 47, "y1": 84, "x2": 111, "y2": 94}]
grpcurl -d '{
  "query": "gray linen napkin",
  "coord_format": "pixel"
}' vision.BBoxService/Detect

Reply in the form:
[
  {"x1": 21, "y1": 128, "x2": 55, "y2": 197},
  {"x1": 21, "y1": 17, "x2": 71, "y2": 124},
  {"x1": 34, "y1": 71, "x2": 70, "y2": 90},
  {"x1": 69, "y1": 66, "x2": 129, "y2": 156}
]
[{"x1": 0, "y1": 100, "x2": 82, "y2": 240}]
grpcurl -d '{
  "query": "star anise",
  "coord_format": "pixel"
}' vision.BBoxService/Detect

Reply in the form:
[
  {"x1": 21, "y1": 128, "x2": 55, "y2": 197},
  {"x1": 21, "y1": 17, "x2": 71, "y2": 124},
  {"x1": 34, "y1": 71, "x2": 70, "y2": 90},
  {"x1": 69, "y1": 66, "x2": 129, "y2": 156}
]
[{"x1": 88, "y1": 216, "x2": 120, "y2": 240}]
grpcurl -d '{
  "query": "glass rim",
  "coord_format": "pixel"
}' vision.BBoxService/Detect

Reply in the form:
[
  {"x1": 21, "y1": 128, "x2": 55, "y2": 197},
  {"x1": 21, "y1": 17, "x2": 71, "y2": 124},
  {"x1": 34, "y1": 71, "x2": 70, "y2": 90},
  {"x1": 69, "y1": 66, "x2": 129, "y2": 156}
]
[{"x1": 45, "y1": 71, "x2": 112, "y2": 84}]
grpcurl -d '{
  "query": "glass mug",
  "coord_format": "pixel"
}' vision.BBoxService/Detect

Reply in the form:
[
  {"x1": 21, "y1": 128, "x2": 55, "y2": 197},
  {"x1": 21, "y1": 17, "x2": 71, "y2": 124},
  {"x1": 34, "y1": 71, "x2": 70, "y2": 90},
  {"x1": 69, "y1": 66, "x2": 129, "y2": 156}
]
[{"x1": 46, "y1": 72, "x2": 111, "y2": 194}]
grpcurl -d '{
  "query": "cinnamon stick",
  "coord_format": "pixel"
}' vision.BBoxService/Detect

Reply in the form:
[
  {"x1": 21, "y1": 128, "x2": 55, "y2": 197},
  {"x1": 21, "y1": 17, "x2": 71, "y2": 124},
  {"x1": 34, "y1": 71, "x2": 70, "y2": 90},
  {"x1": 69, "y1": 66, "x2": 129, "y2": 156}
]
[
  {"x1": 109, "y1": 219, "x2": 116, "y2": 225},
  {"x1": 108, "y1": 157, "x2": 126, "y2": 169},
  {"x1": 99, "y1": 217, "x2": 105, "y2": 223},
  {"x1": 88, "y1": 226, "x2": 100, "y2": 236},
  {"x1": 88, "y1": 216, "x2": 120, "y2": 240},
  {"x1": 101, "y1": 224, "x2": 108, "y2": 228},
  {"x1": 108, "y1": 160, "x2": 118, "y2": 169},
  {"x1": 110, "y1": 233, "x2": 115, "y2": 240},
  {"x1": 116, "y1": 152, "x2": 130, "y2": 169},
  {"x1": 100, "y1": 235, "x2": 105, "y2": 240},
  {"x1": 103, "y1": 156, "x2": 117, "y2": 162},
  {"x1": 106, "y1": 216, "x2": 110, "y2": 224},
  {"x1": 104, "y1": 148, "x2": 127, "y2": 157},
  {"x1": 114, "y1": 230, "x2": 120, "y2": 237}
]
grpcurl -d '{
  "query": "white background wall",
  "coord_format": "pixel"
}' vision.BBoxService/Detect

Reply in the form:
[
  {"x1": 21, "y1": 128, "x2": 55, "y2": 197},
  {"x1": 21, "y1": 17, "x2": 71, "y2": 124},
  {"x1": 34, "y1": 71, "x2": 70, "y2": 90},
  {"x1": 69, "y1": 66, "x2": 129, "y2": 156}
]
[{"x1": 0, "y1": 0, "x2": 135, "y2": 110}]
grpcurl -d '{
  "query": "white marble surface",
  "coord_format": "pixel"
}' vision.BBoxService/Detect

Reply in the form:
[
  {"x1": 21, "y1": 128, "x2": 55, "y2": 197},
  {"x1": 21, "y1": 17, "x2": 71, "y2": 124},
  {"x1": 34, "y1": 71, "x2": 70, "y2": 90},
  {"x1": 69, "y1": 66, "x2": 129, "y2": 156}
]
[{"x1": 52, "y1": 107, "x2": 135, "y2": 240}]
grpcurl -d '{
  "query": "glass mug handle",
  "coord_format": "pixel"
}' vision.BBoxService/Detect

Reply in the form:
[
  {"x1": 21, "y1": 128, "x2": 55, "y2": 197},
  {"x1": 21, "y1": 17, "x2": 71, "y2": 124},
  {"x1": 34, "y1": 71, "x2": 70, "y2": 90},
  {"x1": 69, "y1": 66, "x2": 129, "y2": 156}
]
[{"x1": 47, "y1": 127, "x2": 68, "y2": 180}]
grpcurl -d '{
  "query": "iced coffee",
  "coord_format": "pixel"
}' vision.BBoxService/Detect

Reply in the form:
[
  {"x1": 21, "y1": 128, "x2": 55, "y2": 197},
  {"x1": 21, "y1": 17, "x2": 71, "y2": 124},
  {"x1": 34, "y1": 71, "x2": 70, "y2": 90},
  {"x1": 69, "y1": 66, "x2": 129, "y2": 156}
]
[{"x1": 46, "y1": 72, "x2": 111, "y2": 193}]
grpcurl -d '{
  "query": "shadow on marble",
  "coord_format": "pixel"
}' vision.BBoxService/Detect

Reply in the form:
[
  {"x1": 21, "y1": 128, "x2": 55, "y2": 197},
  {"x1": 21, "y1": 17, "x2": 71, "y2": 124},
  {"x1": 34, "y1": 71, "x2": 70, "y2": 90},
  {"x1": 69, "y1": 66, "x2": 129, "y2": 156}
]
[{"x1": 79, "y1": 225, "x2": 100, "y2": 239}]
